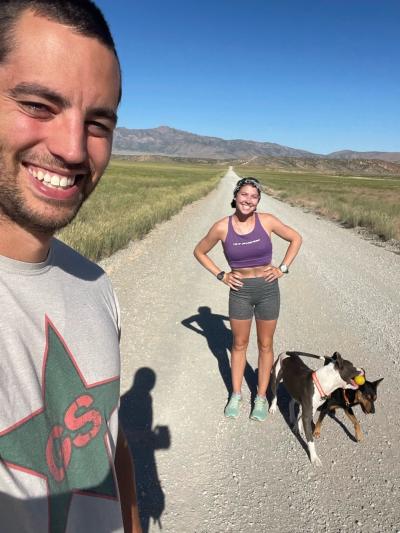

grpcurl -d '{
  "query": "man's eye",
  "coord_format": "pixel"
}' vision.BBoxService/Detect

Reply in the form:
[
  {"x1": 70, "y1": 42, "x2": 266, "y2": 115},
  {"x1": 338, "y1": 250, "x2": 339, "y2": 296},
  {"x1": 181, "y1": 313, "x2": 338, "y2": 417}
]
[
  {"x1": 87, "y1": 121, "x2": 113, "y2": 137},
  {"x1": 20, "y1": 101, "x2": 52, "y2": 116}
]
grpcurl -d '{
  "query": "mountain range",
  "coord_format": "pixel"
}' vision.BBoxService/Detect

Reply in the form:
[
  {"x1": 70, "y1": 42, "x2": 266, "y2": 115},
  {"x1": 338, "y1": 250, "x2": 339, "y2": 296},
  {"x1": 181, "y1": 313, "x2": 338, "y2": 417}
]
[
  {"x1": 112, "y1": 126, "x2": 400, "y2": 175},
  {"x1": 113, "y1": 125, "x2": 400, "y2": 161}
]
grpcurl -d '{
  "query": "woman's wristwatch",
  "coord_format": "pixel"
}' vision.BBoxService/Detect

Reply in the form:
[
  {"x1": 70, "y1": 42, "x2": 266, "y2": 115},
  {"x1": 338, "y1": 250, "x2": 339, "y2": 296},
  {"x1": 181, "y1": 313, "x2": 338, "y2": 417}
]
[
  {"x1": 279, "y1": 264, "x2": 289, "y2": 274},
  {"x1": 216, "y1": 271, "x2": 225, "y2": 281}
]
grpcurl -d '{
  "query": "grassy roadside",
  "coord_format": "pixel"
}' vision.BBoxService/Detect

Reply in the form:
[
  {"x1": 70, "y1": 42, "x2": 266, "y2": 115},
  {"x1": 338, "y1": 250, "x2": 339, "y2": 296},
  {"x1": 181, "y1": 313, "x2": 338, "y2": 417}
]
[
  {"x1": 58, "y1": 159, "x2": 222, "y2": 261},
  {"x1": 238, "y1": 168, "x2": 400, "y2": 241}
]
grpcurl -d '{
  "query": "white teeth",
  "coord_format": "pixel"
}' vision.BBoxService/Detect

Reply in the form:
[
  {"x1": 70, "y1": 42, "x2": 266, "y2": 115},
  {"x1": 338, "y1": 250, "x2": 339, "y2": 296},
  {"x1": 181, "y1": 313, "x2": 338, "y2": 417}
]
[
  {"x1": 51, "y1": 175, "x2": 60, "y2": 186},
  {"x1": 28, "y1": 166, "x2": 77, "y2": 188}
]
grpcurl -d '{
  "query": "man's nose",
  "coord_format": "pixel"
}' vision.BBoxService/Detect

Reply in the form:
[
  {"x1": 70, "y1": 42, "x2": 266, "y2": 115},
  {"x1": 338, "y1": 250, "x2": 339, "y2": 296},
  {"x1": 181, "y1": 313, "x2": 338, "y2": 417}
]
[{"x1": 47, "y1": 113, "x2": 87, "y2": 165}]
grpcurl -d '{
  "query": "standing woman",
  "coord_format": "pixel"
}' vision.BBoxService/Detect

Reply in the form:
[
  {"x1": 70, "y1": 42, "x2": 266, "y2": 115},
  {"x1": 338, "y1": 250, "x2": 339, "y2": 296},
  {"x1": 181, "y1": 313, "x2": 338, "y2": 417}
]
[{"x1": 194, "y1": 177, "x2": 302, "y2": 421}]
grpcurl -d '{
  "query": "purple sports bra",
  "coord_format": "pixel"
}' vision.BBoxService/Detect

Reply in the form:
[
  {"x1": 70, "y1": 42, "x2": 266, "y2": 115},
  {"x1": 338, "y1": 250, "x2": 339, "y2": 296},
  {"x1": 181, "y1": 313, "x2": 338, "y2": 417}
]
[{"x1": 222, "y1": 213, "x2": 272, "y2": 269}]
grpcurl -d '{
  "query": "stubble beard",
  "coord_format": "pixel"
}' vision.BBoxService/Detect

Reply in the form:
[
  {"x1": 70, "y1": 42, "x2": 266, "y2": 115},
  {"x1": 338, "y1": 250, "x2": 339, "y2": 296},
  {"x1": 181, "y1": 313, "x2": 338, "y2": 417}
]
[{"x1": 0, "y1": 146, "x2": 88, "y2": 234}]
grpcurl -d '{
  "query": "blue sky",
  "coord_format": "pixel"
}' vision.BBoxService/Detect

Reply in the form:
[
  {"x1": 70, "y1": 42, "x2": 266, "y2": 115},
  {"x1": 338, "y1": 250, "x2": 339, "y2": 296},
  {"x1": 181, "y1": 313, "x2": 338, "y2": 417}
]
[{"x1": 96, "y1": 0, "x2": 399, "y2": 154}]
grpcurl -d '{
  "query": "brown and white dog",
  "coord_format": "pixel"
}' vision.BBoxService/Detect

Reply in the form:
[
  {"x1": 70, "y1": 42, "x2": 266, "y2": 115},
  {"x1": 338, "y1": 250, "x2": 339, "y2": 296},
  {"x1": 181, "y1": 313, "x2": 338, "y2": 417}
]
[{"x1": 269, "y1": 351, "x2": 362, "y2": 466}]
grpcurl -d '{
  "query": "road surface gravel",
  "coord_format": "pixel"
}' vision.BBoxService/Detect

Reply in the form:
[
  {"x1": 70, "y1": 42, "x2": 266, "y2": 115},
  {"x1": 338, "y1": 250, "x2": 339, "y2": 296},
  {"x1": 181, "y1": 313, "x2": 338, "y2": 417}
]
[{"x1": 101, "y1": 169, "x2": 400, "y2": 533}]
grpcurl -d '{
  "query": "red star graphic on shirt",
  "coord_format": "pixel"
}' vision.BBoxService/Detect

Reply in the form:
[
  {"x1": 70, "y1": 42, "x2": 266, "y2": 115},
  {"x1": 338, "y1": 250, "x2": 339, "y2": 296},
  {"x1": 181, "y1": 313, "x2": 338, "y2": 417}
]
[{"x1": 0, "y1": 316, "x2": 120, "y2": 532}]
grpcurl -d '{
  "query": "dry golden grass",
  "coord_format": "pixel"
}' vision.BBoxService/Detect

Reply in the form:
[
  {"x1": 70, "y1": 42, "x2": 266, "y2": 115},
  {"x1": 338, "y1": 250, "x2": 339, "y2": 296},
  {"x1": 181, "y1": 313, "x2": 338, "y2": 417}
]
[{"x1": 58, "y1": 159, "x2": 222, "y2": 261}]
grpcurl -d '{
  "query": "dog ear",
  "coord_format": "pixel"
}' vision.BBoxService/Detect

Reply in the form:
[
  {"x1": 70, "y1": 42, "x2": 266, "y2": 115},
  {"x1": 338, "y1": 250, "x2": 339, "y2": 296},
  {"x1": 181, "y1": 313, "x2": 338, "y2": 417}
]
[
  {"x1": 332, "y1": 352, "x2": 343, "y2": 367},
  {"x1": 372, "y1": 378, "x2": 384, "y2": 388}
]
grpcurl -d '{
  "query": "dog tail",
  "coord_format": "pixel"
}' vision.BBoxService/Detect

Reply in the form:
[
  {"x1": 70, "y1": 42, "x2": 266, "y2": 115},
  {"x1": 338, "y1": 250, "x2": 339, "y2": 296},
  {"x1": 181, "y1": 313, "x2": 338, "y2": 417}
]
[{"x1": 286, "y1": 351, "x2": 332, "y2": 362}]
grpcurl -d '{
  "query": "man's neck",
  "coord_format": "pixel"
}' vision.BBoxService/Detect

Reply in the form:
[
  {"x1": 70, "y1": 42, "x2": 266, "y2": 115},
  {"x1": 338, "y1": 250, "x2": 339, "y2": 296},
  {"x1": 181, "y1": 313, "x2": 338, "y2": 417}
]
[{"x1": 0, "y1": 219, "x2": 52, "y2": 263}]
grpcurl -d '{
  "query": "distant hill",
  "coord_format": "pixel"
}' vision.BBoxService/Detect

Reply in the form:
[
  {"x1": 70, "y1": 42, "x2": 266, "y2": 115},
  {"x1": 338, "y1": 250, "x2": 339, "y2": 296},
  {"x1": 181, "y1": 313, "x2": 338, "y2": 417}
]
[
  {"x1": 327, "y1": 150, "x2": 400, "y2": 163},
  {"x1": 236, "y1": 156, "x2": 400, "y2": 176},
  {"x1": 113, "y1": 126, "x2": 318, "y2": 159},
  {"x1": 112, "y1": 125, "x2": 400, "y2": 175}
]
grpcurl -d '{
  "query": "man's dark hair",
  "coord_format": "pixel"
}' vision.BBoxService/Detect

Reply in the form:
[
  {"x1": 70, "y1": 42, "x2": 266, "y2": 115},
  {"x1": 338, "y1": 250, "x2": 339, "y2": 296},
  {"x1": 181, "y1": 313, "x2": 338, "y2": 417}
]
[{"x1": 0, "y1": 0, "x2": 119, "y2": 65}]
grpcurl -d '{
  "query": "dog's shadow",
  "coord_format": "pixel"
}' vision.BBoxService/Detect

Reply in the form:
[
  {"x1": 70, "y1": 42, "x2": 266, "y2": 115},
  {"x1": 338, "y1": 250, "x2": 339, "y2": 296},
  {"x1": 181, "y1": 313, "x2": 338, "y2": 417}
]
[
  {"x1": 270, "y1": 384, "x2": 311, "y2": 455},
  {"x1": 324, "y1": 411, "x2": 358, "y2": 442}
]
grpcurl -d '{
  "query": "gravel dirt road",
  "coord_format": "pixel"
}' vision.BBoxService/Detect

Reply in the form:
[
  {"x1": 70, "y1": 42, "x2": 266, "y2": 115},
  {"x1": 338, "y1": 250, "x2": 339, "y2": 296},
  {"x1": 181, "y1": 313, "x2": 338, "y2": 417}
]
[{"x1": 101, "y1": 169, "x2": 400, "y2": 533}]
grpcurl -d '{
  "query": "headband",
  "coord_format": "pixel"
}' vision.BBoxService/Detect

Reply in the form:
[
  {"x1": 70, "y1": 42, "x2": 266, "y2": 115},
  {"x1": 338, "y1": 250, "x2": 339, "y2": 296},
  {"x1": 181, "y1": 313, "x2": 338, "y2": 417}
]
[{"x1": 233, "y1": 177, "x2": 262, "y2": 198}]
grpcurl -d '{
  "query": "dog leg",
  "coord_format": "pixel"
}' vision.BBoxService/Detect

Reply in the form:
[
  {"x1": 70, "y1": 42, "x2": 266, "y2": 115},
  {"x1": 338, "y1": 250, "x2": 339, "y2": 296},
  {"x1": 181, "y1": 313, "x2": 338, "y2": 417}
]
[
  {"x1": 313, "y1": 407, "x2": 329, "y2": 439},
  {"x1": 288, "y1": 403, "x2": 302, "y2": 436},
  {"x1": 302, "y1": 407, "x2": 322, "y2": 466},
  {"x1": 289, "y1": 399, "x2": 297, "y2": 428},
  {"x1": 269, "y1": 359, "x2": 282, "y2": 414},
  {"x1": 344, "y1": 407, "x2": 363, "y2": 442},
  {"x1": 307, "y1": 441, "x2": 322, "y2": 467}
]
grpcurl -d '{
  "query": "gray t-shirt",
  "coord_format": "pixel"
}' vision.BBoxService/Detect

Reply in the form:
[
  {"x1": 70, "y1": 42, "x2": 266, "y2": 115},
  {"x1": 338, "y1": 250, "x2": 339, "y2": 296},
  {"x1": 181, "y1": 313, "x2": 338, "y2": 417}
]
[{"x1": 0, "y1": 239, "x2": 124, "y2": 533}]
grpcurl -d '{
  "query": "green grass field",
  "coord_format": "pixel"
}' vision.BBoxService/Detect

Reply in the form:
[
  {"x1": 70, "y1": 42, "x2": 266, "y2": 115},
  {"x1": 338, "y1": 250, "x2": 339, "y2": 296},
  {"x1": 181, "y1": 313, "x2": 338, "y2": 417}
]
[
  {"x1": 58, "y1": 159, "x2": 222, "y2": 261},
  {"x1": 238, "y1": 168, "x2": 400, "y2": 241}
]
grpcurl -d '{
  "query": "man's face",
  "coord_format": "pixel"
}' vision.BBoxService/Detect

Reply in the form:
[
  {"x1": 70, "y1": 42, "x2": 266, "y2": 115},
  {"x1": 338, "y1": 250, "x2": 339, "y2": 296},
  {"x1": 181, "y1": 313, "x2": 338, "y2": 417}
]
[{"x1": 0, "y1": 10, "x2": 121, "y2": 234}]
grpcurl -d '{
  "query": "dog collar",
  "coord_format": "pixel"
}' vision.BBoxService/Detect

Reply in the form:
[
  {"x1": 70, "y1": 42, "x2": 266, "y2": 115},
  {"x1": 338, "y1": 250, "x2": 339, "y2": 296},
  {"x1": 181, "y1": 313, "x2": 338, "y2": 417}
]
[
  {"x1": 342, "y1": 390, "x2": 350, "y2": 406},
  {"x1": 312, "y1": 372, "x2": 329, "y2": 399}
]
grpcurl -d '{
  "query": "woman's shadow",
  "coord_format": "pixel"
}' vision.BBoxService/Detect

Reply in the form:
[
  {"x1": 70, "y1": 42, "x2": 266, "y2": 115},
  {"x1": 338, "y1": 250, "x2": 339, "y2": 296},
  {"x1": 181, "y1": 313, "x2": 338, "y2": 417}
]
[
  {"x1": 119, "y1": 368, "x2": 170, "y2": 533},
  {"x1": 181, "y1": 306, "x2": 257, "y2": 398}
]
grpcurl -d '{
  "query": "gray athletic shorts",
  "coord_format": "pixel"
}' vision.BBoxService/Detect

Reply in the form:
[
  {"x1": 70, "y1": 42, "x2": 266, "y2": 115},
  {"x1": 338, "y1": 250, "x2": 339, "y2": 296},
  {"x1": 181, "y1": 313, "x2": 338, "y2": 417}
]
[{"x1": 229, "y1": 278, "x2": 280, "y2": 321}]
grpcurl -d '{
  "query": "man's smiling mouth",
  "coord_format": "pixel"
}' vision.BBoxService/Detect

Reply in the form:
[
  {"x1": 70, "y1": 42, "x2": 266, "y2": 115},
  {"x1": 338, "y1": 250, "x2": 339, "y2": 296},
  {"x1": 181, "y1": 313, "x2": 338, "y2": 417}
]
[{"x1": 26, "y1": 165, "x2": 84, "y2": 189}]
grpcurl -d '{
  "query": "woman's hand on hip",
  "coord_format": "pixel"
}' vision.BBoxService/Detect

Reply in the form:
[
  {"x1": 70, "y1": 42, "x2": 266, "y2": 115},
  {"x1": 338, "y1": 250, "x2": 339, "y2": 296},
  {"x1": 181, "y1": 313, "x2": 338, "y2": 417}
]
[
  {"x1": 262, "y1": 265, "x2": 283, "y2": 282},
  {"x1": 224, "y1": 271, "x2": 243, "y2": 290}
]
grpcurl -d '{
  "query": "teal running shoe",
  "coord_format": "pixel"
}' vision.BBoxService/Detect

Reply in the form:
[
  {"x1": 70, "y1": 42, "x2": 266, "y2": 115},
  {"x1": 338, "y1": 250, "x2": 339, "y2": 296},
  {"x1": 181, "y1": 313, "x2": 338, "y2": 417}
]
[
  {"x1": 250, "y1": 396, "x2": 267, "y2": 421},
  {"x1": 224, "y1": 394, "x2": 242, "y2": 418}
]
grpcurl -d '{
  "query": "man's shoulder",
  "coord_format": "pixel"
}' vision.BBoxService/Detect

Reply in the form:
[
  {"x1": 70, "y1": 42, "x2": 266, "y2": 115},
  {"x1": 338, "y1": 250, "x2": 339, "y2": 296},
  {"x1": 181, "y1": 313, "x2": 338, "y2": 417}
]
[
  {"x1": 51, "y1": 238, "x2": 107, "y2": 283},
  {"x1": 51, "y1": 239, "x2": 121, "y2": 332}
]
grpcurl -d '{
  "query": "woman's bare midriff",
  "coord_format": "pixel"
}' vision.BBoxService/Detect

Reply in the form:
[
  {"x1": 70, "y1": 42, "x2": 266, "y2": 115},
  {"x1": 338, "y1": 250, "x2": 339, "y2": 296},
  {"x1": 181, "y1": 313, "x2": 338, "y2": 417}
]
[{"x1": 232, "y1": 264, "x2": 271, "y2": 278}]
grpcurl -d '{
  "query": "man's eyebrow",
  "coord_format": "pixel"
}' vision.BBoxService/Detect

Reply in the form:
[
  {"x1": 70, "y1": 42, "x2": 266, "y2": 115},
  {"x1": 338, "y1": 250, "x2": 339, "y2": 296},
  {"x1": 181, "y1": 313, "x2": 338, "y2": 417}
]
[
  {"x1": 9, "y1": 82, "x2": 71, "y2": 108},
  {"x1": 9, "y1": 82, "x2": 118, "y2": 124},
  {"x1": 89, "y1": 107, "x2": 118, "y2": 125}
]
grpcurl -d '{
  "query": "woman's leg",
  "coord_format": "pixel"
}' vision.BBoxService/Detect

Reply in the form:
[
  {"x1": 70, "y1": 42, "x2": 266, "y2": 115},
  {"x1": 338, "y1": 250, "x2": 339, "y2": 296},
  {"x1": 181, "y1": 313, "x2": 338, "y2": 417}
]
[
  {"x1": 229, "y1": 318, "x2": 252, "y2": 394},
  {"x1": 255, "y1": 319, "x2": 278, "y2": 397}
]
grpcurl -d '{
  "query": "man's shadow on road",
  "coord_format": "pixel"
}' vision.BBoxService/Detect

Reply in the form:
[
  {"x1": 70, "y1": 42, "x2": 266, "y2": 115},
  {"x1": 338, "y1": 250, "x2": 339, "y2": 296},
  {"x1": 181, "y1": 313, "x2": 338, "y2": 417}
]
[
  {"x1": 119, "y1": 368, "x2": 170, "y2": 533},
  {"x1": 181, "y1": 306, "x2": 257, "y2": 398}
]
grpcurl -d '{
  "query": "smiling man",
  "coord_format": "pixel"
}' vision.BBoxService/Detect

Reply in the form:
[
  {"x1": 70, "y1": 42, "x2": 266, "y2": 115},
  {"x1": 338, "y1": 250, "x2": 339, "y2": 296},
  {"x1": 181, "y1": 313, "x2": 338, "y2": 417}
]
[{"x1": 0, "y1": 1, "x2": 141, "y2": 532}]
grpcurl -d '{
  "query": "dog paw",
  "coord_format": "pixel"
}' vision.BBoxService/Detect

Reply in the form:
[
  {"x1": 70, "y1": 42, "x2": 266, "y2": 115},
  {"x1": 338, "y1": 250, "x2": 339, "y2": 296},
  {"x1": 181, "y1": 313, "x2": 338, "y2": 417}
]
[
  {"x1": 313, "y1": 429, "x2": 321, "y2": 439},
  {"x1": 311, "y1": 455, "x2": 322, "y2": 467},
  {"x1": 269, "y1": 405, "x2": 277, "y2": 414}
]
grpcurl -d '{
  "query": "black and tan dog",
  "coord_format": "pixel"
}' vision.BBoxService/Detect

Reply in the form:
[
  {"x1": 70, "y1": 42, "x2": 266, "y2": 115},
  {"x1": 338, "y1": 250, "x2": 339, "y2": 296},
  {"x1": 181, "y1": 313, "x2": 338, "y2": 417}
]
[
  {"x1": 313, "y1": 377, "x2": 383, "y2": 442},
  {"x1": 269, "y1": 351, "x2": 362, "y2": 466}
]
